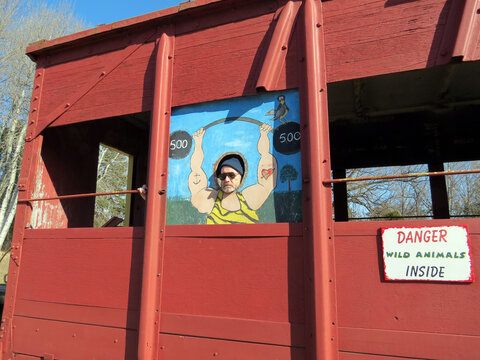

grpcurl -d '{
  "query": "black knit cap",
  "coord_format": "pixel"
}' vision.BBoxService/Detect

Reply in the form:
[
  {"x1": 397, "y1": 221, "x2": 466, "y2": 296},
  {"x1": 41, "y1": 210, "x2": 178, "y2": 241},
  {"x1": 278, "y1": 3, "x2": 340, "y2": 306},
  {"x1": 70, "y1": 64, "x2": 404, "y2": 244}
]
[{"x1": 216, "y1": 154, "x2": 245, "y2": 177}]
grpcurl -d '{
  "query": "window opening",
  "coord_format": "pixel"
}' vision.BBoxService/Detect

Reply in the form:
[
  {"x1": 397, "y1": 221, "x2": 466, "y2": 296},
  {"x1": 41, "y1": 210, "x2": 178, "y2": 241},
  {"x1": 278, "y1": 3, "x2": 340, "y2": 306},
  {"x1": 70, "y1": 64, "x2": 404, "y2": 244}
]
[
  {"x1": 445, "y1": 160, "x2": 480, "y2": 218},
  {"x1": 344, "y1": 165, "x2": 433, "y2": 221},
  {"x1": 28, "y1": 114, "x2": 149, "y2": 229},
  {"x1": 328, "y1": 61, "x2": 480, "y2": 222},
  {"x1": 94, "y1": 144, "x2": 133, "y2": 227}
]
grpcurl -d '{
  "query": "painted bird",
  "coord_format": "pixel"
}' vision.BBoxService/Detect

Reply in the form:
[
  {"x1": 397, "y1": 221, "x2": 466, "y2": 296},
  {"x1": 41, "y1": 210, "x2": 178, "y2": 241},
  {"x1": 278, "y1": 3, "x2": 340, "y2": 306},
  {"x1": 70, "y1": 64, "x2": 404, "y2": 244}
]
[{"x1": 266, "y1": 95, "x2": 289, "y2": 124}]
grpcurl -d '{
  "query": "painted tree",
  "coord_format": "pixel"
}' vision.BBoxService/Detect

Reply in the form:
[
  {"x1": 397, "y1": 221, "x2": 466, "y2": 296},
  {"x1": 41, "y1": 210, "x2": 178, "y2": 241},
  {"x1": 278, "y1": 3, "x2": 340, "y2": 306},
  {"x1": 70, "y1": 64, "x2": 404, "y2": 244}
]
[
  {"x1": 280, "y1": 164, "x2": 298, "y2": 192},
  {"x1": 0, "y1": 0, "x2": 85, "y2": 249}
]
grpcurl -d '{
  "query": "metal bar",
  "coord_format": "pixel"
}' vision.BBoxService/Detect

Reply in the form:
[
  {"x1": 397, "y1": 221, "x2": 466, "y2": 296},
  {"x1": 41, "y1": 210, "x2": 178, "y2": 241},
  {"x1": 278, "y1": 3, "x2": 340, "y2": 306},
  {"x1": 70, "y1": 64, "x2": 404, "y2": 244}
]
[
  {"x1": 453, "y1": 0, "x2": 480, "y2": 60},
  {"x1": 303, "y1": 0, "x2": 338, "y2": 359},
  {"x1": 138, "y1": 31, "x2": 174, "y2": 360},
  {"x1": 256, "y1": 1, "x2": 299, "y2": 91},
  {"x1": 18, "y1": 189, "x2": 139, "y2": 203},
  {"x1": 324, "y1": 169, "x2": 480, "y2": 184}
]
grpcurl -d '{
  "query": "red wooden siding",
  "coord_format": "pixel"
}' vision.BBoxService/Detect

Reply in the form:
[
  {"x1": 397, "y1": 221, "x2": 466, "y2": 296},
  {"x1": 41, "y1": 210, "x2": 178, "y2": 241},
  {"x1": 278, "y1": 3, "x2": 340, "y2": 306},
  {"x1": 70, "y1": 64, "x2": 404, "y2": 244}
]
[
  {"x1": 334, "y1": 219, "x2": 480, "y2": 359},
  {"x1": 3, "y1": 0, "x2": 478, "y2": 359},
  {"x1": 27, "y1": 0, "x2": 480, "y2": 132},
  {"x1": 10, "y1": 228, "x2": 143, "y2": 359}
]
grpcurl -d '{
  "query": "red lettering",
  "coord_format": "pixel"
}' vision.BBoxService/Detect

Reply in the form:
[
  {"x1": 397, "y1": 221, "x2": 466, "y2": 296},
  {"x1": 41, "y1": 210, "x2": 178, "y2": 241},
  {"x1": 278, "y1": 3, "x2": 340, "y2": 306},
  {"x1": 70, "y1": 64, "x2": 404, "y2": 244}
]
[
  {"x1": 424, "y1": 230, "x2": 431, "y2": 242},
  {"x1": 439, "y1": 229, "x2": 447, "y2": 242},
  {"x1": 406, "y1": 231, "x2": 413, "y2": 243},
  {"x1": 414, "y1": 231, "x2": 422, "y2": 242},
  {"x1": 432, "y1": 230, "x2": 438, "y2": 242},
  {"x1": 397, "y1": 231, "x2": 405, "y2": 243}
]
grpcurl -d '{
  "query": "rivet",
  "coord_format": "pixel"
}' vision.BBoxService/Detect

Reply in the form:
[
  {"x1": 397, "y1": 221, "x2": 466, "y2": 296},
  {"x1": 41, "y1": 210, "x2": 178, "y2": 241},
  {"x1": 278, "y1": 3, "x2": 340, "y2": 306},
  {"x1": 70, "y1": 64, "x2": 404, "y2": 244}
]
[
  {"x1": 33, "y1": 96, "x2": 38, "y2": 101},
  {"x1": 281, "y1": 45, "x2": 287, "y2": 50},
  {"x1": 101, "y1": 71, "x2": 106, "y2": 76},
  {"x1": 65, "y1": 103, "x2": 70, "y2": 108},
  {"x1": 36, "y1": 73, "x2": 41, "y2": 77},
  {"x1": 319, "y1": 88, "x2": 324, "y2": 92},
  {"x1": 213, "y1": 353, "x2": 218, "y2": 357},
  {"x1": 31, "y1": 108, "x2": 37, "y2": 113},
  {"x1": 157, "y1": 273, "x2": 161, "y2": 277},
  {"x1": 168, "y1": 55, "x2": 173, "y2": 59},
  {"x1": 160, "y1": 346, "x2": 165, "y2": 350},
  {"x1": 114, "y1": 339, "x2": 118, "y2": 343},
  {"x1": 316, "y1": 23, "x2": 321, "y2": 28}
]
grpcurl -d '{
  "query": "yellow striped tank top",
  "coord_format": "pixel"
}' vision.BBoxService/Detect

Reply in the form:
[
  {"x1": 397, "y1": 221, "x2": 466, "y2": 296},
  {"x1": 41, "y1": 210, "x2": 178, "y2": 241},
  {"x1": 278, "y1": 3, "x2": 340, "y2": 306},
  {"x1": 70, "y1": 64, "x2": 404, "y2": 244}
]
[{"x1": 206, "y1": 191, "x2": 259, "y2": 224}]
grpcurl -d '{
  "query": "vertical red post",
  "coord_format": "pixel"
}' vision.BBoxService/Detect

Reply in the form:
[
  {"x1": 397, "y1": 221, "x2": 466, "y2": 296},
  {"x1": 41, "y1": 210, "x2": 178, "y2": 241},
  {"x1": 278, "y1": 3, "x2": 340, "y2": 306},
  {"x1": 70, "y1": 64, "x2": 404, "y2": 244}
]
[
  {"x1": 256, "y1": 1, "x2": 299, "y2": 92},
  {"x1": 0, "y1": 62, "x2": 47, "y2": 359},
  {"x1": 138, "y1": 32, "x2": 174, "y2": 360},
  {"x1": 302, "y1": 0, "x2": 338, "y2": 359}
]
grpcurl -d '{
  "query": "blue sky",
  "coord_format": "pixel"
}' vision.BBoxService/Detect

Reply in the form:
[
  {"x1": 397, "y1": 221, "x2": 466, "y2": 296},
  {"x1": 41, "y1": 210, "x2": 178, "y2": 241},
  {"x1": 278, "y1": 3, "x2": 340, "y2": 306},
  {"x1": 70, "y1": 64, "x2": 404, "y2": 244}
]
[{"x1": 47, "y1": 0, "x2": 185, "y2": 28}]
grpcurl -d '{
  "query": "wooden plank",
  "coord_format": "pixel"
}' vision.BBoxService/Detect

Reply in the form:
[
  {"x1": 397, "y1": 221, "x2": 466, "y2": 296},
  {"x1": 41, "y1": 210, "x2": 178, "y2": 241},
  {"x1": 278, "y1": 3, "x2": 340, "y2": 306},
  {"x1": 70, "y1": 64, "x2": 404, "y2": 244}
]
[
  {"x1": 12, "y1": 317, "x2": 137, "y2": 360},
  {"x1": 15, "y1": 299, "x2": 139, "y2": 330},
  {"x1": 161, "y1": 235, "x2": 305, "y2": 324},
  {"x1": 158, "y1": 333, "x2": 305, "y2": 360},
  {"x1": 23, "y1": 226, "x2": 144, "y2": 239},
  {"x1": 165, "y1": 222, "x2": 303, "y2": 237},
  {"x1": 339, "y1": 352, "x2": 420, "y2": 360},
  {"x1": 38, "y1": 39, "x2": 156, "y2": 130},
  {"x1": 25, "y1": 0, "x2": 229, "y2": 56},
  {"x1": 160, "y1": 312, "x2": 305, "y2": 347},
  {"x1": 16, "y1": 236, "x2": 143, "y2": 309},
  {"x1": 172, "y1": 11, "x2": 296, "y2": 107},
  {"x1": 334, "y1": 230, "x2": 480, "y2": 335},
  {"x1": 322, "y1": 0, "x2": 452, "y2": 82},
  {"x1": 339, "y1": 327, "x2": 480, "y2": 360}
]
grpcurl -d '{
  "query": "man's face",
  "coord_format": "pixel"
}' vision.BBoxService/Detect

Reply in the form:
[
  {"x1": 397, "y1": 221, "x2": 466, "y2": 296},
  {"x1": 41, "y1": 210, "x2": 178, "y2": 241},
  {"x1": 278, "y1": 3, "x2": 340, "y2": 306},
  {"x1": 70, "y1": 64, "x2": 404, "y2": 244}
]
[{"x1": 218, "y1": 165, "x2": 242, "y2": 194}]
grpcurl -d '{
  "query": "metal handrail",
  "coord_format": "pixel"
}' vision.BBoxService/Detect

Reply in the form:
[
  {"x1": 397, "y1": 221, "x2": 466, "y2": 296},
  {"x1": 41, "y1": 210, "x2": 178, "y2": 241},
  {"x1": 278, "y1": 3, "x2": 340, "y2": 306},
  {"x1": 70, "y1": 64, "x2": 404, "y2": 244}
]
[
  {"x1": 324, "y1": 169, "x2": 480, "y2": 184},
  {"x1": 18, "y1": 189, "x2": 139, "y2": 203}
]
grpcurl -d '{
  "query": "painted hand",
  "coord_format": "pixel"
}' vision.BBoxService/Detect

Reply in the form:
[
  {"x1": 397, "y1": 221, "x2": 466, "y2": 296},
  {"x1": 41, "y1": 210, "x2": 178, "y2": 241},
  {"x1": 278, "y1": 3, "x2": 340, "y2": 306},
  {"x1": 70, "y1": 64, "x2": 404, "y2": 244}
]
[
  {"x1": 193, "y1": 127, "x2": 206, "y2": 143},
  {"x1": 260, "y1": 123, "x2": 273, "y2": 133}
]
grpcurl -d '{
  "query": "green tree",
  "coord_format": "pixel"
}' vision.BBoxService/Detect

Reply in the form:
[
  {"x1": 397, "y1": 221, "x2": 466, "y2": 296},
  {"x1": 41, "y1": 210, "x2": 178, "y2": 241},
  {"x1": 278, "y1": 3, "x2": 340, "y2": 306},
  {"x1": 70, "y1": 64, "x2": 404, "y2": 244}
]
[
  {"x1": 280, "y1": 164, "x2": 298, "y2": 192},
  {"x1": 0, "y1": 0, "x2": 85, "y2": 249}
]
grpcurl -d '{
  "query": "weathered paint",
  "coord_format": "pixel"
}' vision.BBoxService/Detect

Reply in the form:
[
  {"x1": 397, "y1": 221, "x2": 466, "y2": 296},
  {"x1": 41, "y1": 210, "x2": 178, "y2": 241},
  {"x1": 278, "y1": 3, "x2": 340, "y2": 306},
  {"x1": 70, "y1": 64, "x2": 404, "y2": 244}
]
[{"x1": 1, "y1": 0, "x2": 479, "y2": 359}]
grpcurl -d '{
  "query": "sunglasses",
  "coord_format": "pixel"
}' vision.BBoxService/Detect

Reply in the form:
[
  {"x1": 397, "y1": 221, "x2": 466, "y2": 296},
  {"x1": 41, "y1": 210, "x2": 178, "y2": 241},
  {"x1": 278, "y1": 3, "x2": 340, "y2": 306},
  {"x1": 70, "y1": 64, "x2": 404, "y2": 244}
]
[{"x1": 217, "y1": 172, "x2": 237, "y2": 180}]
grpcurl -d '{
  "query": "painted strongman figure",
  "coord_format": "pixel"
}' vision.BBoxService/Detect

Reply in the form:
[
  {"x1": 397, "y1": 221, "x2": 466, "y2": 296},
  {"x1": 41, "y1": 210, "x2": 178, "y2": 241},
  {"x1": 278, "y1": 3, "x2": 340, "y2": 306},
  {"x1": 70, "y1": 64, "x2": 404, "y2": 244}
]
[{"x1": 189, "y1": 123, "x2": 277, "y2": 224}]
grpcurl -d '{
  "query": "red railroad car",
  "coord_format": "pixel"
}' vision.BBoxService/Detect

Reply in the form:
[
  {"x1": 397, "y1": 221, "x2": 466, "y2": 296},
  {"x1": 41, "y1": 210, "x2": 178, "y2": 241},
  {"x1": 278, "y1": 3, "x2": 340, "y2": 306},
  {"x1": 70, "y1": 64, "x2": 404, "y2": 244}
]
[{"x1": 1, "y1": 0, "x2": 480, "y2": 359}]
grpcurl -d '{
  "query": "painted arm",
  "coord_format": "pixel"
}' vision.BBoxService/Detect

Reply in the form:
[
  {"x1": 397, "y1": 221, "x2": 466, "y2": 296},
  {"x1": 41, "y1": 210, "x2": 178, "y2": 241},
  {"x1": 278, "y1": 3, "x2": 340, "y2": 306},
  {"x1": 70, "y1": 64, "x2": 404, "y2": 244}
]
[
  {"x1": 188, "y1": 128, "x2": 217, "y2": 213},
  {"x1": 242, "y1": 123, "x2": 277, "y2": 210}
]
